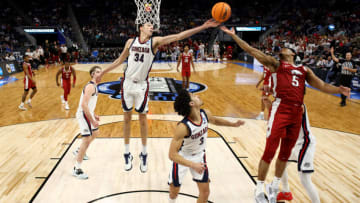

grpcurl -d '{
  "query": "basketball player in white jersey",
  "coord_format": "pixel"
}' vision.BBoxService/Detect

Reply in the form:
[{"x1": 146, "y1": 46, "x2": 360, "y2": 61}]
[
  {"x1": 72, "y1": 66, "x2": 102, "y2": 179},
  {"x1": 168, "y1": 89, "x2": 245, "y2": 203},
  {"x1": 213, "y1": 41, "x2": 220, "y2": 60},
  {"x1": 101, "y1": 19, "x2": 220, "y2": 173},
  {"x1": 199, "y1": 42, "x2": 205, "y2": 60},
  {"x1": 277, "y1": 104, "x2": 320, "y2": 203}
]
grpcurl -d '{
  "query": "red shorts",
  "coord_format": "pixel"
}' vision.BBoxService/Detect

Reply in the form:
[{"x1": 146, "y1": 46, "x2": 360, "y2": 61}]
[
  {"x1": 262, "y1": 98, "x2": 302, "y2": 163},
  {"x1": 62, "y1": 80, "x2": 71, "y2": 93},
  {"x1": 262, "y1": 91, "x2": 269, "y2": 96},
  {"x1": 182, "y1": 68, "x2": 191, "y2": 77},
  {"x1": 24, "y1": 77, "x2": 36, "y2": 90}
]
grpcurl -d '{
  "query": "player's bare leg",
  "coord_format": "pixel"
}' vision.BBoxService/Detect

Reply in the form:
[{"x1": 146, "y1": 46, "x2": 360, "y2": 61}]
[
  {"x1": 73, "y1": 130, "x2": 99, "y2": 179},
  {"x1": 19, "y1": 90, "x2": 29, "y2": 110},
  {"x1": 123, "y1": 111, "x2": 133, "y2": 171},
  {"x1": 169, "y1": 183, "x2": 181, "y2": 202},
  {"x1": 186, "y1": 76, "x2": 190, "y2": 90},
  {"x1": 139, "y1": 113, "x2": 148, "y2": 172},
  {"x1": 182, "y1": 76, "x2": 186, "y2": 89},
  {"x1": 196, "y1": 181, "x2": 210, "y2": 203}
]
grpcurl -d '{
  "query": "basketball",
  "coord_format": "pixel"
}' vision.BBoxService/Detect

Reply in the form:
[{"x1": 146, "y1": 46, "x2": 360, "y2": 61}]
[{"x1": 211, "y1": 2, "x2": 231, "y2": 23}]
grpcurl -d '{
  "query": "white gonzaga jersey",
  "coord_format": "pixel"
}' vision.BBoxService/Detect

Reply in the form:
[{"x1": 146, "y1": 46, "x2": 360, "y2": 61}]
[
  {"x1": 179, "y1": 109, "x2": 209, "y2": 155},
  {"x1": 126, "y1": 37, "x2": 155, "y2": 81},
  {"x1": 76, "y1": 81, "x2": 98, "y2": 116}
]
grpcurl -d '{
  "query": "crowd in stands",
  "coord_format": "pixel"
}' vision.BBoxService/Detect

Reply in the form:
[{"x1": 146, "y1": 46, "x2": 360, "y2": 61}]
[{"x1": 0, "y1": 0, "x2": 359, "y2": 89}]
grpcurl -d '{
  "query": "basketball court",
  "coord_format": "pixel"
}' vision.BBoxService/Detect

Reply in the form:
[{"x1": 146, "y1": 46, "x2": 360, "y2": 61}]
[
  {"x1": 0, "y1": 60, "x2": 359, "y2": 202},
  {"x1": 0, "y1": 0, "x2": 360, "y2": 202}
]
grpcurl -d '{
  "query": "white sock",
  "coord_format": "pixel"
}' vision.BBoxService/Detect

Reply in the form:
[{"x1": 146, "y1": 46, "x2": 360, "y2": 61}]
[
  {"x1": 142, "y1": 145, "x2": 147, "y2": 155},
  {"x1": 299, "y1": 172, "x2": 320, "y2": 203},
  {"x1": 125, "y1": 144, "x2": 130, "y2": 154},
  {"x1": 20, "y1": 102, "x2": 24, "y2": 106},
  {"x1": 256, "y1": 180, "x2": 264, "y2": 196},
  {"x1": 169, "y1": 196, "x2": 176, "y2": 203},
  {"x1": 271, "y1": 176, "x2": 281, "y2": 189},
  {"x1": 28, "y1": 98, "x2": 31, "y2": 103},
  {"x1": 281, "y1": 169, "x2": 290, "y2": 192},
  {"x1": 260, "y1": 111, "x2": 264, "y2": 115},
  {"x1": 75, "y1": 161, "x2": 81, "y2": 169}
]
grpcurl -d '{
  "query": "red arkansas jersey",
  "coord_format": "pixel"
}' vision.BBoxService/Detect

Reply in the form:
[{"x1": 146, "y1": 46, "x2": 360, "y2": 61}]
[
  {"x1": 181, "y1": 52, "x2": 191, "y2": 70},
  {"x1": 23, "y1": 62, "x2": 33, "y2": 78},
  {"x1": 62, "y1": 67, "x2": 73, "y2": 80},
  {"x1": 272, "y1": 61, "x2": 307, "y2": 104},
  {"x1": 263, "y1": 66, "x2": 271, "y2": 86}
]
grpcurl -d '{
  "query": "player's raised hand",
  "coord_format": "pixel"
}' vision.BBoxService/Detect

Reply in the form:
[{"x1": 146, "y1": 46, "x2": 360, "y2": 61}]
[
  {"x1": 203, "y1": 19, "x2": 221, "y2": 28},
  {"x1": 339, "y1": 85, "x2": 351, "y2": 97},
  {"x1": 191, "y1": 162, "x2": 206, "y2": 174},
  {"x1": 220, "y1": 26, "x2": 235, "y2": 36},
  {"x1": 232, "y1": 120, "x2": 245, "y2": 127}
]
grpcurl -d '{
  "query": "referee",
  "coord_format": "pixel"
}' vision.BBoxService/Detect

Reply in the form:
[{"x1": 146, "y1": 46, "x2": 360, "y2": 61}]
[{"x1": 331, "y1": 47, "x2": 357, "y2": 106}]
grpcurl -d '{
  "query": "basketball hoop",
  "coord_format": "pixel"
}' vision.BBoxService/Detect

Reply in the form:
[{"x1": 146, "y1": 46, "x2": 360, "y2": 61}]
[{"x1": 134, "y1": 0, "x2": 161, "y2": 31}]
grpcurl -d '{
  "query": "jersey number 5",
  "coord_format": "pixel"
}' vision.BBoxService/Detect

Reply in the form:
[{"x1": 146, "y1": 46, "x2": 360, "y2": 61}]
[
  {"x1": 292, "y1": 75, "x2": 299, "y2": 87},
  {"x1": 134, "y1": 53, "x2": 144, "y2": 62}
]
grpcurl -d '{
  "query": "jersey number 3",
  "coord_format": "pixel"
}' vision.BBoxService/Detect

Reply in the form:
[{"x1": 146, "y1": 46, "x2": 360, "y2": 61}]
[
  {"x1": 199, "y1": 137, "x2": 204, "y2": 145},
  {"x1": 134, "y1": 53, "x2": 144, "y2": 62}
]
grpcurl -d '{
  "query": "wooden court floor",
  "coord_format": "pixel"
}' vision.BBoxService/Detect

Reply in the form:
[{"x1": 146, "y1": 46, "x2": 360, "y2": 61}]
[{"x1": 0, "y1": 61, "x2": 359, "y2": 202}]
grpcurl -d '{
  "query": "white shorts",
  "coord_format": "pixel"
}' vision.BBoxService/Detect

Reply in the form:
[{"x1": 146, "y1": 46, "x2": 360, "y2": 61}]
[
  {"x1": 168, "y1": 151, "x2": 209, "y2": 187},
  {"x1": 288, "y1": 106, "x2": 316, "y2": 173},
  {"x1": 121, "y1": 79, "x2": 149, "y2": 114},
  {"x1": 76, "y1": 112, "x2": 98, "y2": 136}
]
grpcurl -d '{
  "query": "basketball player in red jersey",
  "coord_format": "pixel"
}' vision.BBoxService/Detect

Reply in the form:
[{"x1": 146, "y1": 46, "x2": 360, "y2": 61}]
[
  {"x1": 255, "y1": 66, "x2": 272, "y2": 120},
  {"x1": 176, "y1": 44, "x2": 196, "y2": 90},
  {"x1": 19, "y1": 55, "x2": 38, "y2": 110},
  {"x1": 220, "y1": 26, "x2": 350, "y2": 203},
  {"x1": 56, "y1": 61, "x2": 76, "y2": 110}
]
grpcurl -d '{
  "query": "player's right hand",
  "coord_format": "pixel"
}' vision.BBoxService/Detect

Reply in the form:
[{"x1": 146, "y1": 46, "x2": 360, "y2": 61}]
[
  {"x1": 92, "y1": 120, "x2": 99, "y2": 128},
  {"x1": 56, "y1": 83, "x2": 60, "y2": 87},
  {"x1": 192, "y1": 162, "x2": 206, "y2": 174},
  {"x1": 176, "y1": 68, "x2": 179, "y2": 72}
]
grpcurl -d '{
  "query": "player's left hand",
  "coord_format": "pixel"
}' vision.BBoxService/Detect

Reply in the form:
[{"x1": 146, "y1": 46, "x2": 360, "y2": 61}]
[
  {"x1": 72, "y1": 84, "x2": 75, "y2": 88},
  {"x1": 203, "y1": 19, "x2": 221, "y2": 28},
  {"x1": 233, "y1": 120, "x2": 245, "y2": 127},
  {"x1": 220, "y1": 26, "x2": 235, "y2": 36},
  {"x1": 95, "y1": 115, "x2": 100, "y2": 121},
  {"x1": 339, "y1": 85, "x2": 351, "y2": 97}
]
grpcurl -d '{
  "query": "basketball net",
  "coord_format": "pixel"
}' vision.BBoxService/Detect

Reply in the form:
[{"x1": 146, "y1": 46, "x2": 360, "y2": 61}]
[{"x1": 134, "y1": 0, "x2": 161, "y2": 31}]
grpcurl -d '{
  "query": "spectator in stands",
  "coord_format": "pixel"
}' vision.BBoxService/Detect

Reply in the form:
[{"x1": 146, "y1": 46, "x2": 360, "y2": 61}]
[
  {"x1": 316, "y1": 56, "x2": 326, "y2": 69},
  {"x1": 325, "y1": 56, "x2": 336, "y2": 84}
]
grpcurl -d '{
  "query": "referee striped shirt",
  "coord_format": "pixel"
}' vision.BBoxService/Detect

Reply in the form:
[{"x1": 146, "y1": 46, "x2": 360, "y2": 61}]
[{"x1": 339, "y1": 59, "x2": 356, "y2": 75}]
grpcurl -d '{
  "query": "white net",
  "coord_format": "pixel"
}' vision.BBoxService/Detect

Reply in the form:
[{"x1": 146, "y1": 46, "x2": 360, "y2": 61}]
[{"x1": 134, "y1": 0, "x2": 161, "y2": 31}]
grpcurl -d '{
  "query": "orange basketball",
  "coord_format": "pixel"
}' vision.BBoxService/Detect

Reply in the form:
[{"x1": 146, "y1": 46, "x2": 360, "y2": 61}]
[{"x1": 211, "y1": 2, "x2": 231, "y2": 23}]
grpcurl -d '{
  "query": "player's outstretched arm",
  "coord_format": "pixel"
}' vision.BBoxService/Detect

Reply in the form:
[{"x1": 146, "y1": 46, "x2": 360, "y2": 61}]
[
  {"x1": 220, "y1": 26, "x2": 279, "y2": 72},
  {"x1": 55, "y1": 68, "x2": 62, "y2": 86},
  {"x1": 330, "y1": 47, "x2": 339, "y2": 63},
  {"x1": 176, "y1": 53, "x2": 182, "y2": 72},
  {"x1": 191, "y1": 54, "x2": 196, "y2": 72},
  {"x1": 71, "y1": 67, "x2": 76, "y2": 87},
  {"x1": 101, "y1": 39, "x2": 133, "y2": 76},
  {"x1": 169, "y1": 123, "x2": 206, "y2": 174},
  {"x1": 204, "y1": 109, "x2": 245, "y2": 127},
  {"x1": 81, "y1": 84, "x2": 99, "y2": 128},
  {"x1": 306, "y1": 67, "x2": 350, "y2": 97},
  {"x1": 153, "y1": 19, "x2": 220, "y2": 49}
]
